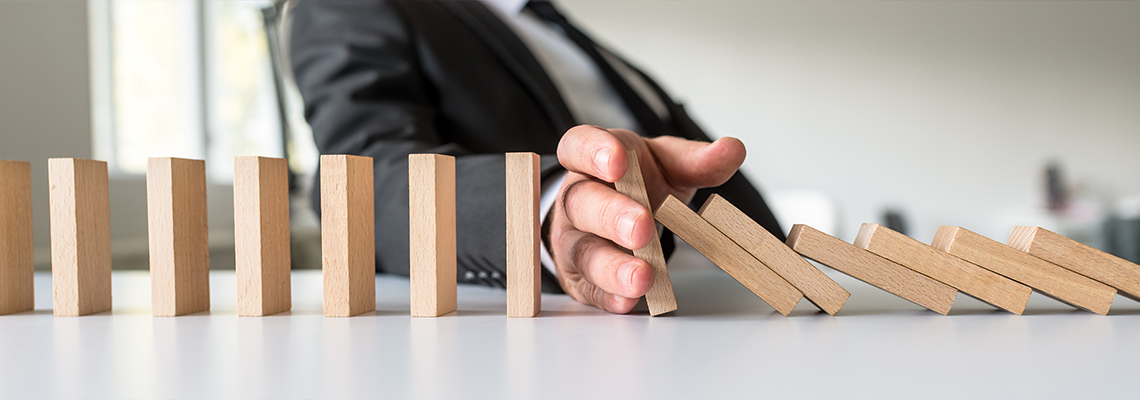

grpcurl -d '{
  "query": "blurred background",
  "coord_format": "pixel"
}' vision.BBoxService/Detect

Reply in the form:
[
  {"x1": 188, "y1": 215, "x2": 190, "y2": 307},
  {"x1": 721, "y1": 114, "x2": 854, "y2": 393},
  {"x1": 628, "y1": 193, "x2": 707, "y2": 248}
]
[{"x1": 0, "y1": 1, "x2": 1137, "y2": 271}]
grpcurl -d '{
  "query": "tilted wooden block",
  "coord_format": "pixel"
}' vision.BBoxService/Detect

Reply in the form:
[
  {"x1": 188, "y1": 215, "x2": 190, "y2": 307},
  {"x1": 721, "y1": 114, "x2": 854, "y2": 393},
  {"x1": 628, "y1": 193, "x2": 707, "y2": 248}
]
[
  {"x1": 614, "y1": 151, "x2": 676, "y2": 316},
  {"x1": 1010, "y1": 226, "x2": 1140, "y2": 302},
  {"x1": 49, "y1": 158, "x2": 112, "y2": 316},
  {"x1": 0, "y1": 160, "x2": 34, "y2": 315},
  {"x1": 700, "y1": 195, "x2": 848, "y2": 315},
  {"x1": 856, "y1": 223, "x2": 1031, "y2": 314},
  {"x1": 787, "y1": 224, "x2": 956, "y2": 315},
  {"x1": 147, "y1": 158, "x2": 211, "y2": 317},
  {"x1": 933, "y1": 226, "x2": 1115, "y2": 315},
  {"x1": 409, "y1": 154, "x2": 457, "y2": 317},
  {"x1": 234, "y1": 156, "x2": 291, "y2": 317},
  {"x1": 321, "y1": 155, "x2": 376, "y2": 317},
  {"x1": 505, "y1": 152, "x2": 541, "y2": 318},
  {"x1": 655, "y1": 195, "x2": 802, "y2": 315}
]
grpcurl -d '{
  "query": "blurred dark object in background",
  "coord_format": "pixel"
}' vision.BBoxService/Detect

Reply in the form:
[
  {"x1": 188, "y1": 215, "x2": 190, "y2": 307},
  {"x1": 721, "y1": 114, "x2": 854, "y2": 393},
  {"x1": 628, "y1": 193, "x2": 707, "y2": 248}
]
[
  {"x1": 883, "y1": 209, "x2": 907, "y2": 236},
  {"x1": 1046, "y1": 160, "x2": 1067, "y2": 213}
]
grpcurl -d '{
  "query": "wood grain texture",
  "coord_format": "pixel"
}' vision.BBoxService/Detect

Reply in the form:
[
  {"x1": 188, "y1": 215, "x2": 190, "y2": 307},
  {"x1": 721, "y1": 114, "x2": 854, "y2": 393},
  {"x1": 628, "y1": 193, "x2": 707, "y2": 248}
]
[
  {"x1": 855, "y1": 223, "x2": 1031, "y2": 314},
  {"x1": 505, "y1": 152, "x2": 541, "y2": 318},
  {"x1": 1010, "y1": 226, "x2": 1140, "y2": 302},
  {"x1": 321, "y1": 155, "x2": 376, "y2": 317},
  {"x1": 409, "y1": 154, "x2": 457, "y2": 317},
  {"x1": 613, "y1": 151, "x2": 676, "y2": 316},
  {"x1": 0, "y1": 160, "x2": 34, "y2": 315},
  {"x1": 655, "y1": 195, "x2": 802, "y2": 315},
  {"x1": 933, "y1": 226, "x2": 1115, "y2": 315},
  {"x1": 48, "y1": 158, "x2": 112, "y2": 316},
  {"x1": 147, "y1": 158, "x2": 211, "y2": 317},
  {"x1": 234, "y1": 156, "x2": 291, "y2": 317},
  {"x1": 787, "y1": 224, "x2": 956, "y2": 314},
  {"x1": 700, "y1": 195, "x2": 848, "y2": 315}
]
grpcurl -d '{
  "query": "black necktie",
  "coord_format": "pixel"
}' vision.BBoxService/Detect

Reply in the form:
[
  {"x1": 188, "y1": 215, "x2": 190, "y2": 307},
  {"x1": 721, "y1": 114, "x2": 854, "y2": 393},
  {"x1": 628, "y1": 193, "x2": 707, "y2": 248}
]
[{"x1": 526, "y1": 1, "x2": 671, "y2": 137}]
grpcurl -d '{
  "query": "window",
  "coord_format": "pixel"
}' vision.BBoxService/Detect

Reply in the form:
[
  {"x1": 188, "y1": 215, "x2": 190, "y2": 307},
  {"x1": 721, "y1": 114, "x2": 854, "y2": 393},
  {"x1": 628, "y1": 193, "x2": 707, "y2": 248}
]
[{"x1": 89, "y1": 0, "x2": 315, "y2": 182}]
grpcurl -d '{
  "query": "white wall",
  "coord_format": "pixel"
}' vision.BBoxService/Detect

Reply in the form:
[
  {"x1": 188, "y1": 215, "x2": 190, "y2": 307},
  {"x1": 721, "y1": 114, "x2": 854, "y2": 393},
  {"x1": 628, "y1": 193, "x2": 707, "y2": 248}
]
[
  {"x1": 0, "y1": 1, "x2": 237, "y2": 269},
  {"x1": 564, "y1": 1, "x2": 1140, "y2": 243}
]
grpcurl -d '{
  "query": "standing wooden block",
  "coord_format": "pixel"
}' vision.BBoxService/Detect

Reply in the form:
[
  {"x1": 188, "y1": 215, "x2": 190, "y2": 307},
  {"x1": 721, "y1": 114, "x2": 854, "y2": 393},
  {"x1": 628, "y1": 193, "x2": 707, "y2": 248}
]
[
  {"x1": 0, "y1": 160, "x2": 34, "y2": 315},
  {"x1": 613, "y1": 151, "x2": 676, "y2": 316},
  {"x1": 933, "y1": 226, "x2": 1115, "y2": 315},
  {"x1": 855, "y1": 223, "x2": 1031, "y2": 314},
  {"x1": 787, "y1": 224, "x2": 957, "y2": 315},
  {"x1": 147, "y1": 157, "x2": 211, "y2": 317},
  {"x1": 700, "y1": 195, "x2": 848, "y2": 315},
  {"x1": 655, "y1": 195, "x2": 802, "y2": 315},
  {"x1": 321, "y1": 155, "x2": 376, "y2": 317},
  {"x1": 505, "y1": 153, "x2": 541, "y2": 318},
  {"x1": 234, "y1": 156, "x2": 291, "y2": 317},
  {"x1": 49, "y1": 158, "x2": 112, "y2": 316},
  {"x1": 1010, "y1": 226, "x2": 1140, "y2": 302},
  {"x1": 409, "y1": 154, "x2": 457, "y2": 317}
]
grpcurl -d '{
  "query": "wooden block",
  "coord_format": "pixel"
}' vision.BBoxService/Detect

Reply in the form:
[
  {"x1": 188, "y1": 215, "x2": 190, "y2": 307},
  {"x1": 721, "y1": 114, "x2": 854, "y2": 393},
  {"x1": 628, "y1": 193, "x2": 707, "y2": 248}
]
[
  {"x1": 933, "y1": 226, "x2": 1115, "y2": 314},
  {"x1": 234, "y1": 156, "x2": 291, "y2": 317},
  {"x1": 787, "y1": 224, "x2": 957, "y2": 315},
  {"x1": 1010, "y1": 226, "x2": 1140, "y2": 302},
  {"x1": 0, "y1": 160, "x2": 34, "y2": 315},
  {"x1": 613, "y1": 151, "x2": 676, "y2": 316},
  {"x1": 505, "y1": 153, "x2": 541, "y2": 318},
  {"x1": 855, "y1": 223, "x2": 1031, "y2": 314},
  {"x1": 147, "y1": 158, "x2": 211, "y2": 317},
  {"x1": 409, "y1": 154, "x2": 457, "y2": 317},
  {"x1": 320, "y1": 155, "x2": 376, "y2": 317},
  {"x1": 654, "y1": 195, "x2": 802, "y2": 315},
  {"x1": 48, "y1": 158, "x2": 112, "y2": 316},
  {"x1": 700, "y1": 195, "x2": 848, "y2": 315}
]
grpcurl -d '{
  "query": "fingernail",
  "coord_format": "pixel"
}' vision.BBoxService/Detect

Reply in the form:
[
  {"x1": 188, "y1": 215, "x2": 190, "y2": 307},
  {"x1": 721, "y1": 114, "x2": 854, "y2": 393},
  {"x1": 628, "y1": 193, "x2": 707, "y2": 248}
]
[
  {"x1": 618, "y1": 210, "x2": 639, "y2": 247},
  {"x1": 594, "y1": 148, "x2": 612, "y2": 176},
  {"x1": 621, "y1": 260, "x2": 640, "y2": 290}
]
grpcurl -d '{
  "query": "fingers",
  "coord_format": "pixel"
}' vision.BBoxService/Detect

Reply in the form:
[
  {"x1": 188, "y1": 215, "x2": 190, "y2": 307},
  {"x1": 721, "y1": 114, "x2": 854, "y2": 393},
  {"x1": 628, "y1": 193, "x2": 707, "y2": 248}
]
[
  {"x1": 556, "y1": 125, "x2": 629, "y2": 183},
  {"x1": 561, "y1": 179, "x2": 655, "y2": 250},
  {"x1": 555, "y1": 229, "x2": 653, "y2": 312},
  {"x1": 646, "y1": 136, "x2": 746, "y2": 188}
]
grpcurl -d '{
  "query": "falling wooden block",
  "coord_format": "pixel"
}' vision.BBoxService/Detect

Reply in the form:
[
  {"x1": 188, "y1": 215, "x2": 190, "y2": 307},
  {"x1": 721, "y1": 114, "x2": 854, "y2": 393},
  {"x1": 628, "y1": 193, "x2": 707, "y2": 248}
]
[
  {"x1": 700, "y1": 195, "x2": 848, "y2": 315},
  {"x1": 787, "y1": 224, "x2": 957, "y2": 315},
  {"x1": 856, "y1": 223, "x2": 1031, "y2": 314},
  {"x1": 1010, "y1": 226, "x2": 1140, "y2": 303},
  {"x1": 613, "y1": 151, "x2": 676, "y2": 316},
  {"x1": 933, "y1": 226, "x2": 1115, "y2": 314},
  {"x1": 48, "y1": 158, "x2": 112, "y2": 316},
  {"x1": 321, "y1": 155, "x2": 376, "y2": 317},
  {"x1": 655, "y1": 195, "x2": 802, "y2": 315},
  {"x1": 409, "y1": 154, "x2": 457, "y2": 317},
  {"x1": 234, "y1": 156, "x2": 291, "y2": 317},
  {"x1": 0, "y1": 160, "x2": 34, "y2": 315},
  {"x1": 505, "y1": 152, "x2": 541, "y2": 318},
  {"x1": 147, "y1": 157, "x2": 211, "y2": 317}
]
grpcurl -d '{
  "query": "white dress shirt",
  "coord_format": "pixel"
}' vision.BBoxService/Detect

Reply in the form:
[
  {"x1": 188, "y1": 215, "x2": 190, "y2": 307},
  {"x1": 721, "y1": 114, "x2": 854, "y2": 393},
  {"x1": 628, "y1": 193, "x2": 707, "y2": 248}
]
[{"x1": 481, "y1": 0, "x2": 669, "y2": 275}]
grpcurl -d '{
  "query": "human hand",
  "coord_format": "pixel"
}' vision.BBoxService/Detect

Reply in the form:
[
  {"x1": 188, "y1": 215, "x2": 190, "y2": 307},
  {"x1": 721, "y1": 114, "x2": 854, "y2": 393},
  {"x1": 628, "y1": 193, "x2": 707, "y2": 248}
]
[{"x1": 548, "y1": 125, "x2": 746, "y2": 313}]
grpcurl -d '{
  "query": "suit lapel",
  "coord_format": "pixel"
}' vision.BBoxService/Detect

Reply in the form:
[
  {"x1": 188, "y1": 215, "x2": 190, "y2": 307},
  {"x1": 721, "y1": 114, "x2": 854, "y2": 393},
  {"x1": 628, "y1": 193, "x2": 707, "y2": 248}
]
[{"x1": 442, "y1": 1, "x2": 576, "y2": 133}]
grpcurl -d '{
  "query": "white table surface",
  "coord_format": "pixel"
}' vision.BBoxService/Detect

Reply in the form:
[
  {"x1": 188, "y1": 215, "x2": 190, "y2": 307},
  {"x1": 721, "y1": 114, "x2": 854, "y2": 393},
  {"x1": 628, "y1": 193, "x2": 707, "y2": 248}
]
[{"x1": 3, "y1": 251, "x2": 1139, "y2": 400}]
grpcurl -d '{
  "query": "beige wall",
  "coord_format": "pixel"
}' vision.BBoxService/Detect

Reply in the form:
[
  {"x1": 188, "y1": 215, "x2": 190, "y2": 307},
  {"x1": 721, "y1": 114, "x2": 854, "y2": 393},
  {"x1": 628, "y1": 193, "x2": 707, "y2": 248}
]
[{"x1": 565, "y1": 0, "x2": 1140, "y2": 242}]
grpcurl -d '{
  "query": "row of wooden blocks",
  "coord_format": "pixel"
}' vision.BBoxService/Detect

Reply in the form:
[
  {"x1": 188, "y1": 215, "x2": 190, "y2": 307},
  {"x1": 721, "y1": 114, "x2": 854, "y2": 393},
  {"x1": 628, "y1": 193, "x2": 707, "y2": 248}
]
[
  {"x1": 0, "y1": 154, "x2": 533, "y2": 318},
  {"x1": 654, "y1": 193, "x2": 1140, "y2": 316},
  {"x1": 3, "y1": 153, "x2": 1138, "y2": 318}
]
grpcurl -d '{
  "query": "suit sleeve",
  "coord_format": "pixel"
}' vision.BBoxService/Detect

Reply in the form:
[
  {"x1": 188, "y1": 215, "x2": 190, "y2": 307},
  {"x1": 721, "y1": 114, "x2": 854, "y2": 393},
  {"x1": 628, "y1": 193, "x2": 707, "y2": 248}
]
[{"x1": 290, "y1": 0, "x2": 565, "y2": 292}]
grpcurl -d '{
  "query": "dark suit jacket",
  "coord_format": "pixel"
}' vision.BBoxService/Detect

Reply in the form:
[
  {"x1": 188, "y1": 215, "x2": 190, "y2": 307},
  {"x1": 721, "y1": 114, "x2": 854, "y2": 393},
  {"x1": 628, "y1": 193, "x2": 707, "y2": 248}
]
[{"x1": 290, "y1": 0, "x2": 784, "y2": 293}]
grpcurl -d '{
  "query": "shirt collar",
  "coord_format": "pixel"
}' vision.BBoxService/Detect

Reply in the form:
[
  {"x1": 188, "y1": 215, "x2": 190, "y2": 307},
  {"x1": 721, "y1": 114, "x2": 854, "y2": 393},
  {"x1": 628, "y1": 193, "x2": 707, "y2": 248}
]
[{"x1": 480, "y1": 0, "x2": 528, "y2": 16}]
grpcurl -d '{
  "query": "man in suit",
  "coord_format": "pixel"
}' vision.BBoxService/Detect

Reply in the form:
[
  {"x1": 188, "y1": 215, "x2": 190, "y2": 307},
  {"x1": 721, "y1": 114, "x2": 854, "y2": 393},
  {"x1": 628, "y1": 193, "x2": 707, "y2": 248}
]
[{"x1": 290, "y1": 0, "x2": 783, "y2": 314}]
